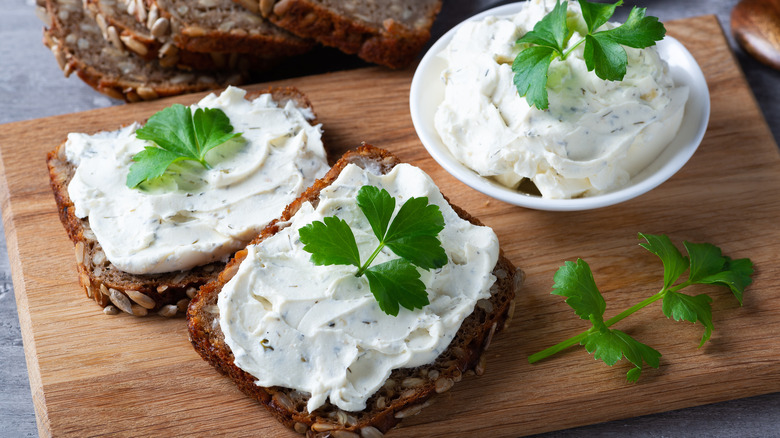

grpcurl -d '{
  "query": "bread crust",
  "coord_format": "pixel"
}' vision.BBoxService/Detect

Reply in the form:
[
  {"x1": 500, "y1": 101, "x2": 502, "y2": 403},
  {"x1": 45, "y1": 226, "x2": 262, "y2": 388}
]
[
  {"x1": 187, "y1": 145, "x2": 520, "y2": 436},
  {"x1": 260, "y1": 0, "x2": 443, "y2": 69},
  {"x1": 46, "y1": 87, "x2": 320, "y2": 317}
]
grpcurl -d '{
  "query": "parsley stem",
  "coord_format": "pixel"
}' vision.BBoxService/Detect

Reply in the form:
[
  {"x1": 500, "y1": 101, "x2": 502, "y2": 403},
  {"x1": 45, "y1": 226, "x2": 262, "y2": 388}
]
[
  {"x1": 528, "y1": 290, "x2": 667, "y2": 364},
  {"x1": 561, "y1": 38, "x2": 585, "y2": 60},
  {"x1": 356, "y1": 242, "x2": 385, "y2": 277},
  {"x1": 528, "y1": 331, "x2": 589, "y2": 364},
  {"x1": 604, "y1": 292, "x2": 664, "y2": 327}
]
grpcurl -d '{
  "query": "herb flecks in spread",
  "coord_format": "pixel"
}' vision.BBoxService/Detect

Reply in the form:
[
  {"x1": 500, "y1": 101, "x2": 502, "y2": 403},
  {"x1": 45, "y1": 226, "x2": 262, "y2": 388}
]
[
  {"x1": 513, "y1": 0, "x2": 666, "y2": 110},
  {"x1": 299, "y1": 185, "x2": 447, "y2": 316},
  {"x1": 529, "y1": 233, "x2": 754, "y2": 381},
  {"x1": 65, "y1": 87, "x2": 328, "y2": 274},
  {"x1": 127, "y1": 103, "x2": 244, "y2": 188},
  {"x1": 434, "y1": 0, "x2": 688, "y2": 198},
  {"x1": 217, "y1": 163, "x2": 499, "y2": 412}
]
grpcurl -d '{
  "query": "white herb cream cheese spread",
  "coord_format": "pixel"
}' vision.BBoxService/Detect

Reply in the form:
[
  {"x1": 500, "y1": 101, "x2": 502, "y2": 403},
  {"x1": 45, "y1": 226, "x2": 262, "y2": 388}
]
[
  {"x1": 218, "y1": 163, "x2": 499, "y2": 412},
  {"x1": 65, "y1": 86, "x2": 329, "y2": 274},
  {"x1": 434, "y1": 0, "x2": 689, "y2": 199}
]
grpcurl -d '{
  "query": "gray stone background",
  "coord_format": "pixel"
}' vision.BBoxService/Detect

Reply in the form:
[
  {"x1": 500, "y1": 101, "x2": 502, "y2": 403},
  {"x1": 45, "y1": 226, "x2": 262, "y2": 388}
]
[{"x1": 1, "y1": 0, "x2": 778, "y2": 436}]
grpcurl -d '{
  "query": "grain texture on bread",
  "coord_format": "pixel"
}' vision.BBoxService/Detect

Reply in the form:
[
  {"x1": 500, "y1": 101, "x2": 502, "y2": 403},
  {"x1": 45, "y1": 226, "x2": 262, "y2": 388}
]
[
  {"x1": 257, "y1": 0, "x2": 443, "y2": 69},
  {"x1": 47, "y1": 87, "x2": 318, "y2": 317},
  {"x1": 187, "y1": 145, "x2": 520, "y2": 436},
  {"x1": 42, "y1": 0, "x2": 243, "y2": 102},
  {"x1": 146, "y1": 0, "x2": 313, "y2": 56},
  {"x1": 84, "y1": 0, "x2": 281, "y2": 72}
]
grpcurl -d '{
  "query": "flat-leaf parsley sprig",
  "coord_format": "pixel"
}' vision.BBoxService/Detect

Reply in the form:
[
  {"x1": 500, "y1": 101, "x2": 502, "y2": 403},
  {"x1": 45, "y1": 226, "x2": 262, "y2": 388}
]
[
  {"x1": 512, "y1": 0, "x2": 666, "y2": 110},
  {"x1": 528, "y1": 233, "x2": 754, "y2": 381},
  {"x1": 299, "y1": 185, "x2": 448, "y2": 316},
  {"x1": 127, "y1": 104, "x2": 243, "y2": 188}
]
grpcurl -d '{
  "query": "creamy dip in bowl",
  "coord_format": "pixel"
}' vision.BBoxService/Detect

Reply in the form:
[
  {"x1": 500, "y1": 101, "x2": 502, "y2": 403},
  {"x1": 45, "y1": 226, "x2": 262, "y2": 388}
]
[{"x1": 410, "y1": 0, "x2": 709, "y2": 211}]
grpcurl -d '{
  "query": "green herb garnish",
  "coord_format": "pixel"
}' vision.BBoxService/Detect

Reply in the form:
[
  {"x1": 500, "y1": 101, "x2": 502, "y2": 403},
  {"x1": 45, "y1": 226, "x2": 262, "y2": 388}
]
[
  {"x1": 126, "y1": 104, "x2": 243, "y2": 188},
  {"x1": 528, "y1": 233, "x2": 754, "y2": 381},
  {"x1": 299, "y1": 185, "x2": 448, "y2": 316},
  {"x1": 512, "y1": 0, "x2": 666, "y2": 110}
]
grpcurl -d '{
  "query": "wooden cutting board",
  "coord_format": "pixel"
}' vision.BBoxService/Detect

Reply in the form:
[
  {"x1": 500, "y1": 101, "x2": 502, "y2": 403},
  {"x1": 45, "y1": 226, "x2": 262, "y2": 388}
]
[{"x1": 0, "y1": 15, "x2": 778, "y2": 437}]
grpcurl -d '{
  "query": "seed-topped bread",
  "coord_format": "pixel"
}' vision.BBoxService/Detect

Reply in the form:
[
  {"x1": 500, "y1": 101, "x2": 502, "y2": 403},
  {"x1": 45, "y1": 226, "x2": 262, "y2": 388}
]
[
  {"x1": 144, "y1": 0, "x2": 313, "y2": 56},
  {"x1": 47, "y1": 87, "x2": 326, "y2": 317},
  {"x1": 255, "y1": 0, "x2": 443, "y2": 68},
  {"x1": 187, "y1": 144, "x2": 520, "y2": 436},
  {"x1": 83, "y1": 0, "x2": 161, "y2": 62},
  {"x1": 41, "y1": 0, "x2": 243, "y2": 101},
  {"x1": 85, "y1": 0, "x2": 288, "y2": 72}
]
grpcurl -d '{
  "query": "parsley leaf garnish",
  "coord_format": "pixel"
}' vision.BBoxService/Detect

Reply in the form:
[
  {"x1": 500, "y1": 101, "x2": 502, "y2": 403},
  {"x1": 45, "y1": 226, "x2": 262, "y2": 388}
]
[
  {"x1": 583, "y1": 321, "x2": 661, "y2": 383},
  {"x1": 299, "y1": 185, "x2": 447, "y2": 316},
  {"x1": 529, "y1": 233, "x2": 754, "y2": 381},
  {"x1": 512, "y1": 47, "x2": 558, "y2": 112},
  {"x1": 661, "y1": 291, "x2": 713, "y2": 347},
  {"x1": 516, "y1": 0, "x2": 570, "y2": 51},
  {"x1": 512, "y1": 0, "x2": 666, "y2": 110},
  {"x1": 126, "y1": 104, "x2": 243, "y2": 188},
  {"x1": 551, "y1": 259, "x2": 605, "y2": 320},
  {"x1": 549, "y1": 258, "x2": 661, "y2": 381},
  {"x1": 299, "y1": 216, "x2": 361, "y2": 268},
  {"x1": 579, "y1": 0, "x2": 622, "y2": 34},
  {"x1": 363, "y1": 259, "x2": 428, "y2": 316}
]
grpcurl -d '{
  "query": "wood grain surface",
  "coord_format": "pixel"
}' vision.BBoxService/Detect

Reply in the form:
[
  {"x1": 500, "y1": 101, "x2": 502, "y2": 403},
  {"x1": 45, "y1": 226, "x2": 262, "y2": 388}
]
[{"x1": 0, "y1": 15, "x2": 778, "y2": 437}]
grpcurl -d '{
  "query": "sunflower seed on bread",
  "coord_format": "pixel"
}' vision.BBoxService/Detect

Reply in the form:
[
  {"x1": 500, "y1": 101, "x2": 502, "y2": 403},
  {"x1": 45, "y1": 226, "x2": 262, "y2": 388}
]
[
  {"x1": 85, "y1": 0, "x2": 288, "y2": 71},
  {"x1": 144, "y1": 0, "x2": 313, "y2": 56},
  {"x1": 84, "y1": 0, "x2": 160, "y2": 61},
  {"x1": 187, "y1": 144, "x2": 520, "y2": 435},
  {"x1": 42, "y1": 0, "x2": 244, "y2": 101}
]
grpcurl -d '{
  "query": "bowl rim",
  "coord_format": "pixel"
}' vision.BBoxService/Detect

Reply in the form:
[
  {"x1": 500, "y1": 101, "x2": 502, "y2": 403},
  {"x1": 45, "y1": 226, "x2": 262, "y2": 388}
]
[{"x1": 409, "y1": 1, "x2": 711, "y2": 212}]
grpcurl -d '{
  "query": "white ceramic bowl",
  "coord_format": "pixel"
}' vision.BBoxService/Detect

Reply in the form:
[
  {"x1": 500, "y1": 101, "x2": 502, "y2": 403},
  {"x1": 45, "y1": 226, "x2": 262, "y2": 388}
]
[{"x1": 409, "y1": 2, "x2": 710, "y2": 211}]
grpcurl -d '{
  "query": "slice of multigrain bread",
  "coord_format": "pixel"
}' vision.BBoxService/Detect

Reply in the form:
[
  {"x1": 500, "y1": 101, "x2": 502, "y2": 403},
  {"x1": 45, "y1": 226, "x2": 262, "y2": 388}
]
[
  {"x1": 84, "y1": 0, "x2": 163, "y2": 62},
  {"x1": 41, "y1": 0, "x2": 243, "y2": 102},
  {"x1": 47, "y1": 87, "x2": 320, "y2": 317},
  {"x1": 88, "y1": 0, "x2": 292, "y2": 73},
  {"x1": 187, "y1": 145, "x2": 521, "y2": 436},
  {"x1": 144, "y1": 0, "x2": 314, "y2": 56},
  {"x1": 84, "y1": 0, "x2": 281, "y2": 72},
  {"x1": 253, "y1": 0, "x2": 443, "y2": 69}
]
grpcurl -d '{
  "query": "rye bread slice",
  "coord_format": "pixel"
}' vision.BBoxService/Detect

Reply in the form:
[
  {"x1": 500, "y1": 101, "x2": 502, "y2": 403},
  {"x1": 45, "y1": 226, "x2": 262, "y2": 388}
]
[
  {"x1": 84, "y1": 0, "x2": 282, "y2": 72},
  {"x1": 144, "y1": 0, "x2": 313, "y2": 56},
  {"x1": 46, "y1": 87, "x2": 320, "y2": 317},
  {"x1": 41, "y1": 0, "x2": 244, "y2": 102},
  {"x1": 187, "y1": 144, "x2": 521, "y2": 436},
  {"x1": 253, "y1": 0, "x2": 443, "y2": 69},
  {"x1": 84, "y1": 0, "x2": 161, "y2": 62}
]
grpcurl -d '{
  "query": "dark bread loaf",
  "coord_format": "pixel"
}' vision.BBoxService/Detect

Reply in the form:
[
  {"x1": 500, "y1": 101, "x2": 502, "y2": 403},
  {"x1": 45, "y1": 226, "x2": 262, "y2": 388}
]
[
  {"x1": 187, "y1": 144, "x2": 520, "y2": 436},
  {"x1": 46, "y1": 87, "x2": 319, "y2": 317},
  {"x1": 256, "y1": 0, "x2": 443, "y2": 69},
  {"x1": 42, "y1": 0, "x2": 244, "y2": 102}
]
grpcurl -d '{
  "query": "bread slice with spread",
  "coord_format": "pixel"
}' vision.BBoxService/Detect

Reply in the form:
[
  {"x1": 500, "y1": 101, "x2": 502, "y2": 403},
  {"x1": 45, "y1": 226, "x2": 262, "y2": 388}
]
[
  {"x1": 46, "y1": 86, "x2": 329, "y2": 316},
  {"x1": 188, "y1": 145, "x2": 520, "y2": 436}
]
